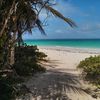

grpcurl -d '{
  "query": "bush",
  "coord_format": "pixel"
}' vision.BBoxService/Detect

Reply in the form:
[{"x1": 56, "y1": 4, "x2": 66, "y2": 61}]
[
  {"x1": 77, "y1": 55, "x2": 100, "y2": 86},
  {"x1": 14, "y1": 45, "x2": 47, "y2": 76},
  {"x1": 14, "y1": 61, "x2": 46, "y2": 76},
  {"x1": 0, "y1": 45, "x2": 47, "y2": 100},
  {"x1": 0, "y1": 44, "x2": 47, "y2": 100},
  {"x1": 0, "y1": 75, "x2": 23, "y2": 100},
  {"x1": 0, "y1": 82, "x2": 14, "y2": 100}
]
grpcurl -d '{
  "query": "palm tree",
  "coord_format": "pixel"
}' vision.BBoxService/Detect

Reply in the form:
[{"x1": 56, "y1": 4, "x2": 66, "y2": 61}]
[
  {"x1": 0, "y1": 1, "x2": 78, "y2": 99},
  {"x1": 0, "y1": 0, "x2": 76, "y2": 37},
  {"x1": 0, "y1": 0, "x2": 76, "y2": 66}
]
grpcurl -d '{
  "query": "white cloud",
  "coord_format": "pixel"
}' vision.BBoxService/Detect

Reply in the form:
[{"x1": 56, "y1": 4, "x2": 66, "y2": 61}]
[
  {"x1": 55, "y1": 29, "x2": 62, "y2": 33},
  {"x1": 73, "y1": 22, "x2": 100, "y2": 34}
]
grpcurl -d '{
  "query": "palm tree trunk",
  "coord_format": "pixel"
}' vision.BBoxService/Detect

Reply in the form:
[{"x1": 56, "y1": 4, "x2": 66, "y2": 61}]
[
  {"x1": 9, "y1": 32, "x2": 16, "y2": 65},
  {"x1": 9, "y1": 45, "x2": 15, "y2": 65},
  {"x1": 0, "y1": 0, "x2": 16, "y2": 37}
]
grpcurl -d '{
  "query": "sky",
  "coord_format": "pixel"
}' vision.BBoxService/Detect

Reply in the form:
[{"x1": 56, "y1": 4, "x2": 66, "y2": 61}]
[{"x1": 23, "y1": 0, "x2": 100, "y2": 39}]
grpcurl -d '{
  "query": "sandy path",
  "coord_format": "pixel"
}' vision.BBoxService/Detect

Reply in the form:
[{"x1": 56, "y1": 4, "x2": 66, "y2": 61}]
[{"x1": 20, "y1": 47, "x2": 100, "y2": 100}]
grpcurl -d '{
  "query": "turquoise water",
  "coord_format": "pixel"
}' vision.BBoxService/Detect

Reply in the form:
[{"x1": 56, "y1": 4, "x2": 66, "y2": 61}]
[{"x1": 24, "y1": 39, "x2": 100, "y2": 48}]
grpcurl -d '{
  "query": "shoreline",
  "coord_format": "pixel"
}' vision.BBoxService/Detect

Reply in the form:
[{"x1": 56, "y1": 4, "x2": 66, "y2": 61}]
[
  {"x1": 38, "y1": 46, "x2": 100, "y2": 54},
  {"x1": 39, "y1": 46, "x2": 99, "y2": 75}
]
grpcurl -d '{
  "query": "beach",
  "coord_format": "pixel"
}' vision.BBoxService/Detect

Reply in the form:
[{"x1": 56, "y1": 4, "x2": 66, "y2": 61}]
[
  {"x1": 39, "y1": 46, "x2": 100, "y2": 73},
  {"x1": 24, "y1": 46, "x2": 100, "y2": 100}
]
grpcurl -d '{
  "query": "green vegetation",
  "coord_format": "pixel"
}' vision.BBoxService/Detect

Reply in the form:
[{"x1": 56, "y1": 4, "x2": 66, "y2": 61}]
[
  {"x1": 14, "y1": 45, "x2": 47, "y2": 76},
  {"x1": 77, "y1": 56, "x2": 100, "y2": 86},
  {"x1": 0, "y1": 45, "x2": 47, "y2": 100}
]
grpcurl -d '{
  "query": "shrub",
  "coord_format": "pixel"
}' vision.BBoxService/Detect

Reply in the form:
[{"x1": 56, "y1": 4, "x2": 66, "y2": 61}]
[
  {"x1": 77, "y1": 55, "x2": 100, "y2": 86},
  {"x1": 14, "y1": 61, "x2": 46, "y2": 76},
  {"x1": 0, "y1": 75, "x2": 23, "y2": 100},
  {"x1": 0, "y1": 45, "x2": 47, "y2": 100},
  {"x1": 0, "y1": 82, "x2": 14, "y2": 100},
  {"x1": 14, "y1": 45, "x2": 46, "y2": 76}
]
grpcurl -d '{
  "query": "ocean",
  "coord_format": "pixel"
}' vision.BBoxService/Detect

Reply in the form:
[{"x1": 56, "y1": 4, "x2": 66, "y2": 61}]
[{"x1": 24, "y1": 39, "x2": 100, "y2": 48}]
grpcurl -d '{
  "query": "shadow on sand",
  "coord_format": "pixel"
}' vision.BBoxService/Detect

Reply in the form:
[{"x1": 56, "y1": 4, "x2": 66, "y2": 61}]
[
  {"x1": 17, "y1": 60, "x2": 92, "y2": 100},
  {"x1": 17, "y1": 71, "x2": 90, "y2": 100}
]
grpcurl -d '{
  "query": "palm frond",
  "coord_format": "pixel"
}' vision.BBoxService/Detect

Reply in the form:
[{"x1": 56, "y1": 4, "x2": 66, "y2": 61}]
[
  {"x1": 44, "y1": 5, "x2": 77, "y2": 27},
  {"x1": 36, "y1": 19, "x2": 46, "y2": 35}
]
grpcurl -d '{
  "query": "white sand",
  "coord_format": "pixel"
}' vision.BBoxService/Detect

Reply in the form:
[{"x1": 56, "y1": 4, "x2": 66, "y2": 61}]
[
  {"x1": 39, "y1": 46, "x2": 99, "y2": 74},
  {"x1": 21, "y1": 46, "x2": 100, "y2": 100}
]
